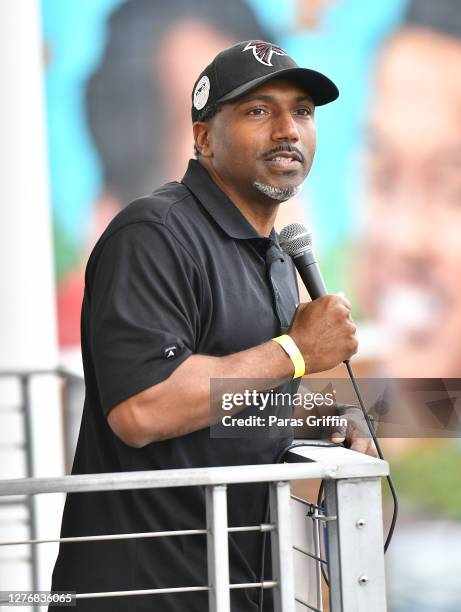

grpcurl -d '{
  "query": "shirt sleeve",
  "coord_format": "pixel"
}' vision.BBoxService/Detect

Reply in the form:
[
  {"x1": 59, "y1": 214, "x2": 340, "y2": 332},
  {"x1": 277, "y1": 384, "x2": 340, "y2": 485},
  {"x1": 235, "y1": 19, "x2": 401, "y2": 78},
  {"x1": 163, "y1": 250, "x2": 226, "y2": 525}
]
[{"x1": 86, "y1": 222, "x2": 202, "y2": 416}]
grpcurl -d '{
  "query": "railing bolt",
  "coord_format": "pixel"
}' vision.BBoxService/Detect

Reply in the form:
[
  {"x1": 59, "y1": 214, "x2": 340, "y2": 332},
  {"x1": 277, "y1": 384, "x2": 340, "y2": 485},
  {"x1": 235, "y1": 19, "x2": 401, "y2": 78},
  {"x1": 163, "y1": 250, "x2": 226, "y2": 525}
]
[
  {"x1": 356, "y1": 518, "x2": 366, "y2": 529},
  {"x1": 358, "y1": 575, "x2": 369, "y2": 585}
]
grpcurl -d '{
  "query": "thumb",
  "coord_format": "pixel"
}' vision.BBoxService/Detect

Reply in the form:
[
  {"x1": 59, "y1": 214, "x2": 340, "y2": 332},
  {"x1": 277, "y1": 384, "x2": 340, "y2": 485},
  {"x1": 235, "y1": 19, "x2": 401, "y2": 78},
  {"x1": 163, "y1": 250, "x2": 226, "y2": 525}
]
[{"x1": 330, "y1": 432, "x2": 345, "y2": 444}]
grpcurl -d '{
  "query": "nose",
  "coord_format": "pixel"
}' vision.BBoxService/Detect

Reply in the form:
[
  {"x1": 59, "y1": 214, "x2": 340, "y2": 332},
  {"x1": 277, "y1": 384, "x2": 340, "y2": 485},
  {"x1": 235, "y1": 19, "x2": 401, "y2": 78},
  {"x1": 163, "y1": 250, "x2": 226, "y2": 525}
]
[
  {"x1": 271, "y1": 110, "x2": 300, "y2": 142},
  {"x1": 377, "y1": 189, "x2": 435, "y2": 277}
]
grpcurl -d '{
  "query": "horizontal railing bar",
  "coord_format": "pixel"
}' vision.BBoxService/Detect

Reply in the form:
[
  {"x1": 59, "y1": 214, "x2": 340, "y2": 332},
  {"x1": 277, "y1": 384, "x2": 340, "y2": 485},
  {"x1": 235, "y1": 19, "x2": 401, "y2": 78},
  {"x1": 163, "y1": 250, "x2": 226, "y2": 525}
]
[
  {"x1": 0, "y1": 369, "x2": 60, "y2": 377},
  {"x1": 293, "y1": 545, "x2": 327, "y2": 565},
  {"x1": 290, "y1": 494, "x2": 316, "y2": 508},
  {"x1": 229, "y1": 523, "x2": 274, "y2": 533},
  {"x1": 230, "y1": 581, "x2": 277, "y2": 590},
  {"x1": 295, "y1": 597, "x2": 322, "y2": 612},
  {"x1": 0, "y1": 368, "x2": 83, "y2": 381},
  {"x1": 78, "y1": 586, "x2": 209, "y2": 598},
  {"x1": 0, "y1": 497, "x2": 27, "y2": 505},
  {"x1": 77, "y1": 581, "x2": 277, "y2": 599},
  {"x1": 291, "y1": 494, "x2": 329, "y2": 515},
  {"x1": 0, "y1": 524, "x2": 276, "y2": 547},
  {"x1": 0, "y1": 529, "x2": 208, "y2": 547},
  {"x1": 290, "y1": 496, "x2": 337, "y2": 522},
  {"x1": 0, "y1": 459, "x2": 385, "y2": 497},
  {"x1": 0, "y1": 518, "x2": 28, "y2": 525},
  {"x1": 287, "y1": 445, "x2": 388, "y2": 478},
  {"x1": 0, "y1": 466, "x2": 316, "y2": 496},
  {"x1": 0, "y1": 443, "x2": 25, "y2": 450}
]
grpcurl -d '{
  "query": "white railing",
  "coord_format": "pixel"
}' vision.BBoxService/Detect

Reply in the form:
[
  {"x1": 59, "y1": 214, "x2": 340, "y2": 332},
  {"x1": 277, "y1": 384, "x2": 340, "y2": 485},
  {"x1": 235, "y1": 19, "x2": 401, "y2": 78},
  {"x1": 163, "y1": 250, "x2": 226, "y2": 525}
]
[{"x1": 0, "y1": 443, "x2": 389, "y2": 611}]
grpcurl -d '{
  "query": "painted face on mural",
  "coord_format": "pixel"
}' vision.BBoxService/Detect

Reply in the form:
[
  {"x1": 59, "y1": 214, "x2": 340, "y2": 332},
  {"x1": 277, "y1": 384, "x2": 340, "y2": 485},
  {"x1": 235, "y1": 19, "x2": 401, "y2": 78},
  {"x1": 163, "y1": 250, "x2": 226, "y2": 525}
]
[{"x1": 360, "y1": 27, "x2": 461, "y2": 376}]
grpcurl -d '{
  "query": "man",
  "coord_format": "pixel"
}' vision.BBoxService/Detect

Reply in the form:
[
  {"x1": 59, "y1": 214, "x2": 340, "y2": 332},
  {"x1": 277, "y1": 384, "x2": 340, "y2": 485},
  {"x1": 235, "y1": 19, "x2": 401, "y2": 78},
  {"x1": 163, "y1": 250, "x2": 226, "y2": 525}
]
[{"x1": 50, "y1": 41, "x2": 357, "y2": 611}]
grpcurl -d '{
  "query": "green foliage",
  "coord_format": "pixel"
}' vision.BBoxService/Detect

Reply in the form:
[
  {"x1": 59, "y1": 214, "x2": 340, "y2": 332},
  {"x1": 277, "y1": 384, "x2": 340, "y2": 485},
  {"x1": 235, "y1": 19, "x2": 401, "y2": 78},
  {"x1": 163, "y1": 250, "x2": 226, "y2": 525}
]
[
  {"x1": 320, "y1": 238, "x2": 365, "y2": 320},
  {"x1": 52, "y1": 220, "x2": 80, "y2": 282},
  {"x1": 388, "y1": 441, "x2": 461, "y2": 519}
]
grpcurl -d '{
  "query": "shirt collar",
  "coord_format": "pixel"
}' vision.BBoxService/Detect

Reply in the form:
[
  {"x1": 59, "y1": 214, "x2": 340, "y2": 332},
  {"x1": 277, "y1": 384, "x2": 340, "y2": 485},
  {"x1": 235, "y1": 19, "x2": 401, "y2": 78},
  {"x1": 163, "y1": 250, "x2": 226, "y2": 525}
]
[{"x1": 182, "y1": 159, "x2": 279, "y2": 243}]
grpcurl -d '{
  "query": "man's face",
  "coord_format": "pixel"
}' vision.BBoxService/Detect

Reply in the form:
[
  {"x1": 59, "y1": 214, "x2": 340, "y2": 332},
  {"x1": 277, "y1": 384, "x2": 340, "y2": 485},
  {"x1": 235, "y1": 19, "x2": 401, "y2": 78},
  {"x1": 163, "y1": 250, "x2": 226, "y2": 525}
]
[
  {"x1": 360, "y1": 28, "x2": 461, "y2": 376},
  {"x1": 198, "y1": 79, "x2": 316, "y2": 204}
]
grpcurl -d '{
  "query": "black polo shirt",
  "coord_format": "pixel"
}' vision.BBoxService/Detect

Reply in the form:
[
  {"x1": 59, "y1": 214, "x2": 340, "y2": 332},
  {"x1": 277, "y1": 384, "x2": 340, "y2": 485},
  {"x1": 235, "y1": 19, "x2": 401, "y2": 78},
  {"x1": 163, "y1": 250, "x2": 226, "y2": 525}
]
[{"x1": 50, "y1": 159, "x2": 300, "y2": 611}]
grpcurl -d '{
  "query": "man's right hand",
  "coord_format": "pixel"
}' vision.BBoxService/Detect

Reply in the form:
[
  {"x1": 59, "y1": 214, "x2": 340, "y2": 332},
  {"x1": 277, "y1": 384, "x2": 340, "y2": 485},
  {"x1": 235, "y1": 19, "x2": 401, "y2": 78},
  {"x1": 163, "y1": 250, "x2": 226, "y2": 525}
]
[
  {"x1": 108, "y1": 294, "x2": 358, "y2": 446},
  {"x1": 289, "y1": 294, "x2": 358, "y2": 373}
]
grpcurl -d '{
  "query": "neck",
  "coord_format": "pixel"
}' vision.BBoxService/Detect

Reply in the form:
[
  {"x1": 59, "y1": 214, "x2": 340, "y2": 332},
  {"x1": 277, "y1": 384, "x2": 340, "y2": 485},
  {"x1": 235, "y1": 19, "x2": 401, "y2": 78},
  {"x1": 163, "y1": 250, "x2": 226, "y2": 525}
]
[{"x1": 199, "y1": 159, "x2": 278, "y2": 237}]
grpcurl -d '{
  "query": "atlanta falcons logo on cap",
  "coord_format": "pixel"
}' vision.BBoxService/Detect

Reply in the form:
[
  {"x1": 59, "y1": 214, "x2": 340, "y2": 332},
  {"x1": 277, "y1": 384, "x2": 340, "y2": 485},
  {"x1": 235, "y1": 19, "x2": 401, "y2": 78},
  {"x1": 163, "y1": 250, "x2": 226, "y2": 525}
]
[{"x1": 243, "y1": 41, "x2": 287, "y2": 67}]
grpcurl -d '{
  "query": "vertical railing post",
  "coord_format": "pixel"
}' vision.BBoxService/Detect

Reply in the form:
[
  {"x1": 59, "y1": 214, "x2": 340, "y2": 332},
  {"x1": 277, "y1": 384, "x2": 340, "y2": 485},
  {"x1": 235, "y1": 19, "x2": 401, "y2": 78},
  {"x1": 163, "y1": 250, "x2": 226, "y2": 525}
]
[
  {"x1": 206, "y1": 484, "x2": 230, "y2": 612},
  {"x1": 312, "y1": 513, "x2": 324, "y2": 611},
  {"x1": 270, "y1": 481, "x2": 295, "y2": 612},
  {"x1": 324, "y1": 477, "x2": 387, "y2": 612},
  {"x1": 21, "y1": 376, "x2": 39, "y2": 605}
]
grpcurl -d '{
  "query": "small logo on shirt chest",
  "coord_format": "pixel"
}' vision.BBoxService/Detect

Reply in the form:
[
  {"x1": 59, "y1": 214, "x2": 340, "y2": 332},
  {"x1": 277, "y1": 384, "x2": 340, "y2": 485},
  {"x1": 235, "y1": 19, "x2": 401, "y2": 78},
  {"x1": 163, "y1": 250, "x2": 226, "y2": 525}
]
[{"x1": 163, "y1": 344, "x2": 179, "y2": 359}]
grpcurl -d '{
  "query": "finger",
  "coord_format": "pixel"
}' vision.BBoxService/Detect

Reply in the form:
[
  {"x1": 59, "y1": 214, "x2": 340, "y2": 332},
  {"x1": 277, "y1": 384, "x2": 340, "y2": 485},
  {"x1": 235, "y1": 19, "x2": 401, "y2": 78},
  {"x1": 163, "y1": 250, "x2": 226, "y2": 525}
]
[
  {"x1": 330, "y1": 432, "x2": 345, "y2": 444},
  {"x1": 335, "y1": 292, "x2": 352, "y2": 309},
  {"x1": 330, "y1": 422, "x2": 347, "y2": 444},
  {"x1": 367, "y1": 440, "x2": 379, "y2": 458},
  {"x1": 349, "y1": 436, "x2": 371, "y2": 454},
  {"x1": 346, "y1": 320, "x2": 357, "y2": 334}
]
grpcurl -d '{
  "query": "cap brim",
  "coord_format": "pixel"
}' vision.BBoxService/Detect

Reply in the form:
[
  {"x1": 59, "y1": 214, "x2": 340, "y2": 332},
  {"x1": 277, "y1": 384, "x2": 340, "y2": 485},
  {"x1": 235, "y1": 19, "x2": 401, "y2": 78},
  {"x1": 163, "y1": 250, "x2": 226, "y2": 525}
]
[{"x1": 217, "y1": 67, "x2": 339, "y2": 107}]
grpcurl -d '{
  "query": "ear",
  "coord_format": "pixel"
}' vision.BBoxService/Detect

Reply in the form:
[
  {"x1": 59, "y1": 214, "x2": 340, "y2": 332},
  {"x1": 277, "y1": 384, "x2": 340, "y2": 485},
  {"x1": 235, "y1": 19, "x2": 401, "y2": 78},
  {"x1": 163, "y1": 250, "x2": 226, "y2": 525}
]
[{"x1": 193, "y1": 122, "x2": 213, "y2": 158}]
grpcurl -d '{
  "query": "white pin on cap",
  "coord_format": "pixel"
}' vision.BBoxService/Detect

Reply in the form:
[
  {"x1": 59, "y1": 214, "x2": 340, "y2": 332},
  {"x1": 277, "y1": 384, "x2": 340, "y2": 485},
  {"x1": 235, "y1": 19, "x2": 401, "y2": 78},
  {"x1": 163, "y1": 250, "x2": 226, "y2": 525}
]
[{"x1": 193, "y1": 75, "x2": 210, "y2": 111}]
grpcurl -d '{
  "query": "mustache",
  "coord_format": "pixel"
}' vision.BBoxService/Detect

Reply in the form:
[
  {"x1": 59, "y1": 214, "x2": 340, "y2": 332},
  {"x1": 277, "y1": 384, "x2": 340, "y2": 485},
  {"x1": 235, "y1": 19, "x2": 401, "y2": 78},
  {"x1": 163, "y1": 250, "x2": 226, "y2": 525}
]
[{"x1": 260, "y1": 143, "x2": 306, "y2": 164}]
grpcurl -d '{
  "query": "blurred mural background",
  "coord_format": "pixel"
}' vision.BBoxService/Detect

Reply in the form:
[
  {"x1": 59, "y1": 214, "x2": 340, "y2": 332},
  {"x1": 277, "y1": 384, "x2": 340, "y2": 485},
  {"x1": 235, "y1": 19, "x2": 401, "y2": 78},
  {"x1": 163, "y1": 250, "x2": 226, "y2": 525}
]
[{"x1": 1, "y1": 0, "x2": 461, "y2": 610}]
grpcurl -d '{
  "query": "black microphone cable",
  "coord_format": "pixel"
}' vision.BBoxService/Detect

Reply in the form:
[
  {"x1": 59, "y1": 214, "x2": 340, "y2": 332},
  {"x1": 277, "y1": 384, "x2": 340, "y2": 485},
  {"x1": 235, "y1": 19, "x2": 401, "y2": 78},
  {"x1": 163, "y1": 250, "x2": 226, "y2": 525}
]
[
  {"x1": 257, "y1": 359, "x2": 399, "y2": 611},
  {"x1": 344, "y1": 358, "x2": 399, "y2": 553},
  {"x1": 315, "y1": 358, "x2": 399, "y2": 587}
]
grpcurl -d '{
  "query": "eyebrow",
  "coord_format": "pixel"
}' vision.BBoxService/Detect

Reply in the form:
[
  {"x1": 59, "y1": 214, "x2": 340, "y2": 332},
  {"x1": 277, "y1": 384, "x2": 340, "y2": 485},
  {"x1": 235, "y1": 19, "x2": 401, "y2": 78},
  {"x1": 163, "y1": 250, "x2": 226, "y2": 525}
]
[{"x1": 233, "y1": 93, "x2": 314, "y2": 108}]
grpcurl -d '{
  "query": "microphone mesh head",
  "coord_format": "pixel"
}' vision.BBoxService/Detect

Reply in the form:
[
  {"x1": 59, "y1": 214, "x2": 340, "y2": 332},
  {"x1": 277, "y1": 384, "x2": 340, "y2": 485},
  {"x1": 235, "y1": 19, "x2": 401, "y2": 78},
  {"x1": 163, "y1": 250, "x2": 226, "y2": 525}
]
[{"x1": 279, "y1": 223, "x2": 313, "y2": 257}]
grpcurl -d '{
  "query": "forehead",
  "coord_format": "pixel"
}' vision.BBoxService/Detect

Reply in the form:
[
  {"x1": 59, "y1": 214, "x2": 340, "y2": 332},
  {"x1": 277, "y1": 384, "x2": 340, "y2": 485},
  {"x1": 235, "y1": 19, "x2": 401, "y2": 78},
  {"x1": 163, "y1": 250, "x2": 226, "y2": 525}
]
[
  {"x1": 370, "y1": 28, "x2": 461, "y2": 154},
  {"x1": 376, "y1": 29, "x2": 461, "y2": 101}
]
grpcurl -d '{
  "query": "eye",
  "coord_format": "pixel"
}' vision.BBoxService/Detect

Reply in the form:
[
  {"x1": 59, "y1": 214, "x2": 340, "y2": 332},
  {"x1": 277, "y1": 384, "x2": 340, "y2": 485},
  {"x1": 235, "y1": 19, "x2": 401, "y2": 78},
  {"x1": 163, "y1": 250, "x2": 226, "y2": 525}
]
[
  {"x1": 295, "y1": 107, "x2": 313, "y2": 117},
  {"x1": 247, "y1": 107, "x2": 268, "y2": 116}
]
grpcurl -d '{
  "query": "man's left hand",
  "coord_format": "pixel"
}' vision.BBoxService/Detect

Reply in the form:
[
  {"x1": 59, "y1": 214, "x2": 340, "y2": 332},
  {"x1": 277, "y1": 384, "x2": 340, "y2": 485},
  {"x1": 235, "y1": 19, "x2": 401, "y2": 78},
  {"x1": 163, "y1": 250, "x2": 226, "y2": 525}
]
[{"x1": 330, "y1": 407, "x2": 379, "y2": 458}]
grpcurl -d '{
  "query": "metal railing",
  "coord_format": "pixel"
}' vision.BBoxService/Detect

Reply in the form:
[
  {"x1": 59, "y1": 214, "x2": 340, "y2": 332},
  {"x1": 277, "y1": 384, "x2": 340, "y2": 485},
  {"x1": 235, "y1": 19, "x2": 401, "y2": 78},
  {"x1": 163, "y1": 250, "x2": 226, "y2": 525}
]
[
  {"x1": 0, "y1": 367, "x2": 85, "y2": 603},
  {"x1": 0, "y1": 443, "x2": 389, "y2": 611}
]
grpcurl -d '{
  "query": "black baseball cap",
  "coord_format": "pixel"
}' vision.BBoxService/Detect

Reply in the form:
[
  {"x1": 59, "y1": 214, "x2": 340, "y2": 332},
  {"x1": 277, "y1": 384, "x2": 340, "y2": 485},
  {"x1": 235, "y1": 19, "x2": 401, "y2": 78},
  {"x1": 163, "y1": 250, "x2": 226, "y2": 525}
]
[{"x1": 191, "y1": 40, "x2": 339, "y2": 122}]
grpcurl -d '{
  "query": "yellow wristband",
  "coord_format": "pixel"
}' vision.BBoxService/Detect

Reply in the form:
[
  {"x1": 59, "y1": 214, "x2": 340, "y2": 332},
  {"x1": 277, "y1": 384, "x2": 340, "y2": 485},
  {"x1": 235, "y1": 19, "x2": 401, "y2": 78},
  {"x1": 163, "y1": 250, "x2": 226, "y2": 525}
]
[{"x1": 272, "y1": 334, "x2": 305, "y2": 379}]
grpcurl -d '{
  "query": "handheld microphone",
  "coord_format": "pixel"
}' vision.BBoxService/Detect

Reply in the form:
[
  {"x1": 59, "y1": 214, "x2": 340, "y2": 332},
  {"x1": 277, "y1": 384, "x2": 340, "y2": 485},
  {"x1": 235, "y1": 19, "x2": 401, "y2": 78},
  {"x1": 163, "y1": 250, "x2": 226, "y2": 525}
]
[
  {"x1": 279, "y1": 223, "x2": 327, "y2": 300},
  {"x1": 278, "y1": 222, "x2": 398, "y2": 553}
]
